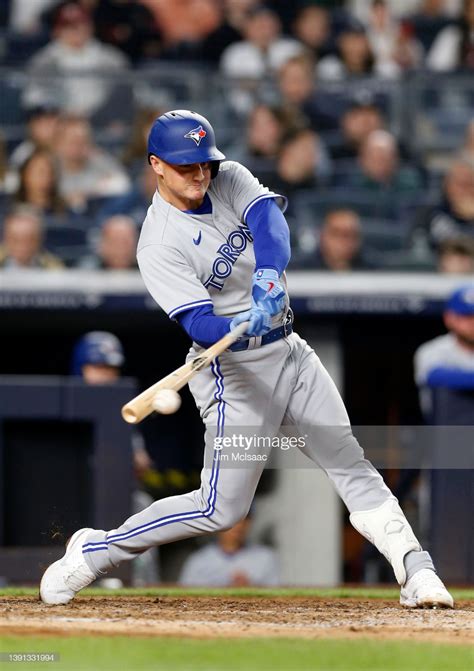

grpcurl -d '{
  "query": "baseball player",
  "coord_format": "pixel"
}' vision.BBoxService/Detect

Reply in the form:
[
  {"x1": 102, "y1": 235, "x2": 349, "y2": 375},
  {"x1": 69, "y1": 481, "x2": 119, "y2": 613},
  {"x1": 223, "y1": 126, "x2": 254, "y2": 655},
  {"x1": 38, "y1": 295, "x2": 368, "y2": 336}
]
[{"x1": 40, "y1": 110, "x2": 453, "y2": 608}]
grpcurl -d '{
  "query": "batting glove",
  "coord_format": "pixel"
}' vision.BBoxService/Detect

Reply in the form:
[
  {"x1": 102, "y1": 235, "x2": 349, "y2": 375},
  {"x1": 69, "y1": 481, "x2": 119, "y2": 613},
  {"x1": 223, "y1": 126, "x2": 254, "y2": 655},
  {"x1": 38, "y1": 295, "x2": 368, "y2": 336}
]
[
  {"x1": 230, "y1": 307, "x2": 272, "y2": 337},
  {"x1": 251, "y1": 268, "x2": 286, "y2": 317}
]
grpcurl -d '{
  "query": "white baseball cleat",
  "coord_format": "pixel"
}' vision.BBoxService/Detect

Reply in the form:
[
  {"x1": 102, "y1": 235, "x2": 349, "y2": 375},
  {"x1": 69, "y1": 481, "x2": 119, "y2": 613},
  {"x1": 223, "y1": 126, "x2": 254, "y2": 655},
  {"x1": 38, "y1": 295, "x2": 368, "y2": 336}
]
[
  {"x1": 400, "y1": 569, "x2": 454, "y2": 609},
  {"x1": 40, "y1": 528, "x2": 97, "y2": 605}
]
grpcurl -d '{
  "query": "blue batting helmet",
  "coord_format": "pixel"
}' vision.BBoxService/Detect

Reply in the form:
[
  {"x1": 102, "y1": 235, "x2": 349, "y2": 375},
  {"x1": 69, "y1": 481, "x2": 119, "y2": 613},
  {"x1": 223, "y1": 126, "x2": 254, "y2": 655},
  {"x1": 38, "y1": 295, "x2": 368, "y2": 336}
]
[
  {"x1": 72, "y1": 331, "x2": 125, "y2": 375},
  {"x1": 147, "y1": 109, "x2": 225, "y2": 178}
]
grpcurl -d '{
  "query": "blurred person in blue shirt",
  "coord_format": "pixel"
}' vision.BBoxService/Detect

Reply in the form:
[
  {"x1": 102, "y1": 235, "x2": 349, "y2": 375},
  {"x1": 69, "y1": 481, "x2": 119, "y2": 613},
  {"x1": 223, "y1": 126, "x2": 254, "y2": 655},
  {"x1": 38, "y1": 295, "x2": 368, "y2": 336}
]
[
  {"x1": 179, "y1": 512, "x2": 279, "y2": 587},
  {"x1": 414, "y1": 284, "x2": 474, "y2": 418}
]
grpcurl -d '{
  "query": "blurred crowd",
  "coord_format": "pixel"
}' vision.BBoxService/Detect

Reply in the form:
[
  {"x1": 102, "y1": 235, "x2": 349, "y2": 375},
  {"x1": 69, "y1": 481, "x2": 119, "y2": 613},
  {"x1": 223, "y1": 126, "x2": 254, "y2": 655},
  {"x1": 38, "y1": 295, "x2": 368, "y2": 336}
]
[{"x1": 0, "y1": 0, "x2": 473, "y2": 273}]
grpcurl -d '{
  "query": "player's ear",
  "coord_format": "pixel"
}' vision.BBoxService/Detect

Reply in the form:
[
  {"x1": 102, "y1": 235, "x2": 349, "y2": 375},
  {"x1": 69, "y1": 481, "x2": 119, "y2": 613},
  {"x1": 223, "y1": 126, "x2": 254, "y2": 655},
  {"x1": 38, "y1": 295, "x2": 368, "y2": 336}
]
[{"x1": 149, "y1": 155, "x2": 164, "y2": 177}]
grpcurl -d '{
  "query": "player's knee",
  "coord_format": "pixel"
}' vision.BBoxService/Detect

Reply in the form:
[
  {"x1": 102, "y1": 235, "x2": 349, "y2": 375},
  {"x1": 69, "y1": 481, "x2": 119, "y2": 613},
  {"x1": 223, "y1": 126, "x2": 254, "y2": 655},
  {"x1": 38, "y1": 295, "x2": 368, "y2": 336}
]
[{"x1": 210, "y1": 501, "x2": 250, "y2": 532}]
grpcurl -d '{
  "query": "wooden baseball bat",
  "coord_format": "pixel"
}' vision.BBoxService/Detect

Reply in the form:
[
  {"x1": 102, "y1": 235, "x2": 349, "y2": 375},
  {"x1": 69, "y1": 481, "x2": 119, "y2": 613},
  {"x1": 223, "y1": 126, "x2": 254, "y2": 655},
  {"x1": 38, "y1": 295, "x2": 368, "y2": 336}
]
[{"x1": 121, "y1": 321, "x2": 249, "y2": 424}]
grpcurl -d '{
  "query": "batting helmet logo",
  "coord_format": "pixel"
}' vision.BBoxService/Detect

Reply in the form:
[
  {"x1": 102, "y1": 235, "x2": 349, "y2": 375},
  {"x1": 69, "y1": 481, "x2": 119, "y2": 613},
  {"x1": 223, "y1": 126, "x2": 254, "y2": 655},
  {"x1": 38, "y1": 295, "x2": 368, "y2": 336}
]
[{"x1": 184, "y1": 125, "x2": 207, "y2": 146}]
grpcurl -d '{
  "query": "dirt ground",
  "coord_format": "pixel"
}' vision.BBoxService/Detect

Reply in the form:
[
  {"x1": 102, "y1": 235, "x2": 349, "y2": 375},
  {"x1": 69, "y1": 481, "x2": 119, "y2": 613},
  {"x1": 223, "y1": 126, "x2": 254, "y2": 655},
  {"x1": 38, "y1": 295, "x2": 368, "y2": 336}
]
[{"x1": 1, "y1": 596, "x2": 473, "y2": 644}]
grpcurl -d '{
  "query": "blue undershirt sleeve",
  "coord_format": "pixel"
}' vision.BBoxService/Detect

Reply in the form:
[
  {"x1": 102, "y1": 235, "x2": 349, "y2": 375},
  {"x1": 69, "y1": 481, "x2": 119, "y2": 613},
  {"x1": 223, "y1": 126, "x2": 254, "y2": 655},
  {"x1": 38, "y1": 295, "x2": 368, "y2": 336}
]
[
  {"x1": 177, "y1": 304, "x2": 232, "y2": 348},
  {"x1": 426, "y1": 367, "x2": 474, "y2": 390},
  {"x1": 245, "y1": 198, "x2": 291, "y2": 275}
]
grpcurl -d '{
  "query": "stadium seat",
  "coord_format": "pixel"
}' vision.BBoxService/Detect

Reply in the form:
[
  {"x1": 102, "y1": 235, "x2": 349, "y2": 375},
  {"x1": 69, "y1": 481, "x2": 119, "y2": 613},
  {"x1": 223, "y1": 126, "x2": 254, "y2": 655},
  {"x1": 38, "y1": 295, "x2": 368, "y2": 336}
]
[
  {"x1": 4, "y1": 32, "x2": 49, "y2": 66},
  {"x1": 44, "y1": 225, "x2": 90, "y2": 267},
  {"x1": 293, "y1": 189, "x2": 400, "y2": 224},
  {"x1": 0, "y1": 73, "x2": 25, "y2": 127}
]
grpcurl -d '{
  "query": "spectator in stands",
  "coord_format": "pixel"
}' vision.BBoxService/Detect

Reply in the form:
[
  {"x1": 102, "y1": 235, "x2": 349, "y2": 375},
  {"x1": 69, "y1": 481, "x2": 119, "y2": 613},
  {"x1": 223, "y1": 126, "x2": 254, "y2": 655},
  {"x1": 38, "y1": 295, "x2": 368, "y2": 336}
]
[
  {"x1": 0, "y1": 207, "x2": 64, "y2": 269},
  {"x1": 272, "y1": 128, "x2": 332, "y2": 194},
  {"x1": 122, "y1": 108, "x2": 165, "y2": 178},
  {"x1": 317, "y1": 19, "x2": 378, "y2": 79},
  {"x1": 82, "y1": 216, "x2": 138, "y2": 270},
  {"x1": 8, "y1": 0, "x2": 57, "y2": 34},
  {"x1": 277, "y1": 55, "x2": 342, "y2": 132},
  {"x1": 9, "y1": 104, "x2": 60, "y2": 172},
  {"x1": 71, "y1": 331, "x2": 159, "y2": 586},
  {"x1": 245, "y1": 104, "x2": 291, "y2": 160},
  {"x1": 179, "y1": 513, "x2": 280, "y2": 587},
  {"x1": 221, "y1": 6, "x2": 304, "y2": 114},
  {"x1": 349, "y1": 0, "x2": 436, "y2": 24},
  {"x1": 292, "y1": 5, "x2": 334, "y2": 61},
  {"x1": 348, "y1": 130, "x2": 424, "y2": 194},
  {"x1": 220, "y1": 6, "x2": 303, "y2": 79},
  {"x1": 98, "y1": 161, "x2": 156, "y2": 226},
  {"x1": 414, "y1": 284, "x2": 474, "y2": 401},
  {"x1": 198, "y1": 0, "x2": 260, "y2": 64},
  {"x1": 437, "y1": 237, "x2": 474, "y2": 273},
  {"x1": 407, "y1": 0, "x2": 453, "y2": 53},
  {"x1": 412, "y1": 159, "x2": 474, "y2": 250},
  {"x1": 89, "y1": 0, "x2": 161, "y2": 63},
  {"x1": 313, "y1": 209, "x2": 375, "y2": 271},
  {"x1": 54, "y1": 115, "x2": 130, "y2": 212},
  {"x1": 139, "y1": 0, "x2": 220, "y2": 51},
  {"x1": 26, "y1": 2, "x2": 129, "y2": 116},
  {"x1": 229, "y1": 103, "x2": 304, "y2": 167},
  {"x1": 331, "y1": 95, "x2": 385, "y2": 161},
  {"x1": 13, "y1": 149, "x2": 67, "y2": 218},
  {"x1": 365, "y1": 0, "x2": 422, "y2": 75},
  {"x1": 427, "y1": 0, "x2": 474, "y2": 70}
]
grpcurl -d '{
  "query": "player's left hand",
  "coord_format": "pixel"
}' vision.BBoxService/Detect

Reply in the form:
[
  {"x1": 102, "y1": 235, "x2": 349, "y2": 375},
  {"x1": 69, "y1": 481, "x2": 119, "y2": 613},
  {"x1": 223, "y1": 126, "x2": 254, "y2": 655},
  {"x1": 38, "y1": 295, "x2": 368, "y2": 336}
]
[
  {"x1": 230, "y1": 307, "x2": 271, "y2": 337},
  {"x1": 251, "y1": 268, "x2": 286, "y2": 316}
]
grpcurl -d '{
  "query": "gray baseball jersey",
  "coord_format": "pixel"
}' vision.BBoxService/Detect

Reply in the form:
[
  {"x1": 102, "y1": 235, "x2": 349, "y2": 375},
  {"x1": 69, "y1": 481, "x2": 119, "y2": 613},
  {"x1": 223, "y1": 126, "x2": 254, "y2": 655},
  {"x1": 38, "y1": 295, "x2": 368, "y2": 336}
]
[{"x1": 137, "y1": 160, "x2": 288, "y2": 326}]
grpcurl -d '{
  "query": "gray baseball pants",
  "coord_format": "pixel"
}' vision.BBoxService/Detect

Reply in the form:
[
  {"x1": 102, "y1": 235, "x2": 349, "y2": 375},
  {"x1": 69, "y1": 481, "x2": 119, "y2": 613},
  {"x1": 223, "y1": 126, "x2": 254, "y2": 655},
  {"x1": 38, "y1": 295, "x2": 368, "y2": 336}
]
[{"x1": 83, "y1": 333, "x2": 399, "y2": 575}]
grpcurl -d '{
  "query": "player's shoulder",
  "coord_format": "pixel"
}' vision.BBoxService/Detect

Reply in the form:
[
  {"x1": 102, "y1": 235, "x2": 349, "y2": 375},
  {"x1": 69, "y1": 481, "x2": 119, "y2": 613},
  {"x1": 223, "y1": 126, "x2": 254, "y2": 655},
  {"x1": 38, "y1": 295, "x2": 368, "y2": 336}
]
[
  {"x1": 137, "y1": 200, "x2": 176, "y2": 253},
  {"x1": 211, "y1": 161, "x2": 257, "y2": 199},
  {"x1": 214, "y1": 160, "x2": 254, "y2": 181},
  {"x1": 416, "y1": 333, "x2": 453, "y2": 358},
  {"x1": 414, "y1": 333, "x2": 455, "y2": 371}
]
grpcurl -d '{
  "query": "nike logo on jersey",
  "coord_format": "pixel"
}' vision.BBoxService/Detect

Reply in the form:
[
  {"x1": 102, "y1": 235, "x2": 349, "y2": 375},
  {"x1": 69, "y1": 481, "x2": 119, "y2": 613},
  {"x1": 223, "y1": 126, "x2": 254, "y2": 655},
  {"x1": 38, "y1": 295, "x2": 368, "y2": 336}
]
[
  {"x1": 184, "y1": 126, "x2": 207, "y2": 146},
  {"x1": 193, "y1": 231, "x2": 202, "y2": 245}
]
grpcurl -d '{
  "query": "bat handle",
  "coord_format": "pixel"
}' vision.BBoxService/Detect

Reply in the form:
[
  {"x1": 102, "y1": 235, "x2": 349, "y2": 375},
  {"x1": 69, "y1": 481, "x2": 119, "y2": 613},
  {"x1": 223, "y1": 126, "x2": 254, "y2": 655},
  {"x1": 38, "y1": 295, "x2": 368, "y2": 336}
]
[{"x1": 227, "y1": 320, "x2": 250, "y2": 343}]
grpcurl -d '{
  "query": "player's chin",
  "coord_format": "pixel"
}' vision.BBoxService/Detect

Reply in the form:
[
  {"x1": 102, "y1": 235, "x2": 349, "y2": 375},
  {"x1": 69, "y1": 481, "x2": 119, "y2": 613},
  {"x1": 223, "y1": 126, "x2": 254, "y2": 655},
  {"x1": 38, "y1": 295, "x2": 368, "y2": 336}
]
[{"x1": 189, "y1": 186, "x2": 207, "y2": 197}]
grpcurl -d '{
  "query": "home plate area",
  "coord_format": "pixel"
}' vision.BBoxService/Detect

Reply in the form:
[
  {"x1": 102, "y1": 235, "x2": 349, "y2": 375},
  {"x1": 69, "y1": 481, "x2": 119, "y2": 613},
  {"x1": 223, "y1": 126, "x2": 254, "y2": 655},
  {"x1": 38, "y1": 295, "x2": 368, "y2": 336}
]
[{"x1": 0, "y1": 596, "x2": 472, "y2": 643}]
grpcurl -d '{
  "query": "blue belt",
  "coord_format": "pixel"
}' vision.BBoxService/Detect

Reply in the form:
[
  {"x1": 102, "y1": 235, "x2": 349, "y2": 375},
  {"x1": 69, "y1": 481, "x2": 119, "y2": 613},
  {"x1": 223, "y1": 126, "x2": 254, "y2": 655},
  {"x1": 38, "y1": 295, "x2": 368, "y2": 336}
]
[{"x1": 230, "y1": 317, "x2": 293, "y2": 352}]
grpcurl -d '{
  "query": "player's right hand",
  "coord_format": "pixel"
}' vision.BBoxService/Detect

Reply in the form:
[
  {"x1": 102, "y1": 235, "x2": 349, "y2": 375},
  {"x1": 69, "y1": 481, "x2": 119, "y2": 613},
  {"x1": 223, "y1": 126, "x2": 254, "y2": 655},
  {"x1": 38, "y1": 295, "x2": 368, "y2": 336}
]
[{"x1": 230, "y1": 308, "x2": 271, "y2": 337}]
